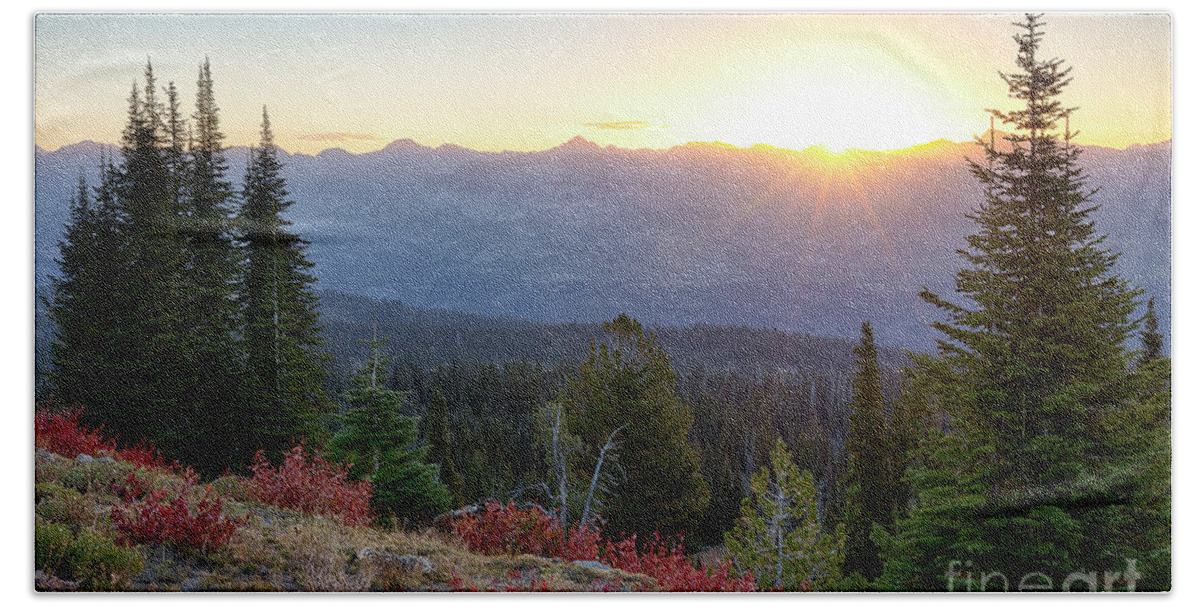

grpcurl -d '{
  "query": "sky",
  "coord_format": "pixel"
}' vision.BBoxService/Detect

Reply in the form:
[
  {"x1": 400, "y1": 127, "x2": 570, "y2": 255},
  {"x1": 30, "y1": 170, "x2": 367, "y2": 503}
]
[{"x1": 34, "y1": 13, "x2": 1170, "y2": 155}]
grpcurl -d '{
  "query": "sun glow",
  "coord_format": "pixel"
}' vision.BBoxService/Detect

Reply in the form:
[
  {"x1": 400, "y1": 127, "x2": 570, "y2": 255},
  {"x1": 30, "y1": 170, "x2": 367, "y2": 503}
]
[
  {"x1": 34, "y1": 14, "x2": 1170, "y2": 156},
  {"x1": 680, "y1": 35, "x2": 981, "y2": 153}
]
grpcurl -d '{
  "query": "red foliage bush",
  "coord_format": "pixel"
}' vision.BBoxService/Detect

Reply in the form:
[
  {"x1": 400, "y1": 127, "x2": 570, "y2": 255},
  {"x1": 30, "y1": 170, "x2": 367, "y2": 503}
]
[
  {"x1": 111, "y1": 469, "x2": 245, "y2": 551},
  {"x1": 501, "y1": 578, "x2": 552, "y2": 592},
  {"x1": 243, "y1": 443, "x2": 373, "y2": 527},
  {"x1": 602, "y1": 534, "x2": 756, "y2": 592},
  {"x1": 448, "y1": 501, "x2": 601, "y2": 561},
  {"x1": 448, "y1": 502, "x2": 753, "y2": 590},
  {"x1": 35, "y1": 407, "x2": 114, "y2": 458},
  {"x1": 35, "y1": 406, "x2": 175, "y2": 471},
  {"x1": 117, "y1": 442, "x2": 176, "y2": 471}
]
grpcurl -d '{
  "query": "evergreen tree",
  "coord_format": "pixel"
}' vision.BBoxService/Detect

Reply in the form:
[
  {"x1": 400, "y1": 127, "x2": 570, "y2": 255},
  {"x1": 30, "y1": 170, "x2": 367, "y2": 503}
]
[
  {"x1": 725, "y1": 439, "x2": 844, "y2": 591},
  {"x1": 173, "y1": 59, "x2": 246, "y2": 472},
  {"x1": 463, "y1": 448, "x2": 490, "y2": 503},
  {"x1": 560, "y1": 313, "x2": 709, "y2": 539},
  {"x1": 329, "y1": 334, "x2": 451, "y2": 525},
  {"x1": 922, "y1": 13, "x2": 1139, "y2": 491},
  {"x1": 1104, "y1": 299, "x2": 1171, "y2": 590},
  {"x1": 47, "y1": 168, "x2": 129, "y2": 423},
  {"x1": 423, "y1": 389, "x2": 465, "y2": 506},
  {"x1": 882, "y1": 15, "x2": 1156, "y2": 589},
  {"x1": 1138, "y1": 298, "x2": 1164, "y2": 368},
  {"x1": 85, "y1": 63, "x2": 190, "y2": 450},
  {"x1": 239, "y1": 107, "x2": 332, "y2": 456},
  {"x1": 162, "y1": 81, "x2": 189, "y2": 207},
  {"x1": 883, "y1": 370, "x2": 930, "y2": 522},
  {"x1": 843, "y1": 322, "x2": 889, "y2": 581}
]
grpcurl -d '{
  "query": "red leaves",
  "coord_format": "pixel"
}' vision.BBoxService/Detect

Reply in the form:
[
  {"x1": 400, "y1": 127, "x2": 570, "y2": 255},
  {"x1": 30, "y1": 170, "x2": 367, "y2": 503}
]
[
  {"x1": 448, "y1": 501, "x2": 601, "y2": 561},
  {"x1": 111, "y1": 469, "x2": 245, "y2": 551},
  {"x1": 602, "y1": 534, "x2": 756, "y2": 592},
  {"x1": 116, "y1": 442, "x2": 175, "y2": 471},
  {"x1": 562, "y1": 525, "x2": 604, "y2": 562},
  {"x1": 35, "y1": 407, "x2": 114, "y2": 458},
  {"x1": 35, "y1": 406, "x2": 175, "y2": 471},
  {"x1": 449, "y1": 502, "x2": 755, "y2": 591},
  {"x1": 243, "y1": 444, "x2": 373, "y2": 527}
]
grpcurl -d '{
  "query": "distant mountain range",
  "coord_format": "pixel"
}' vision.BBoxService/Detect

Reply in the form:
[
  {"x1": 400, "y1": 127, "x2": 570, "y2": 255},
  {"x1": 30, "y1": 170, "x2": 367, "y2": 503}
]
[{"x1": 34, "y1": 137, "x2": 1171, "y2": 349}]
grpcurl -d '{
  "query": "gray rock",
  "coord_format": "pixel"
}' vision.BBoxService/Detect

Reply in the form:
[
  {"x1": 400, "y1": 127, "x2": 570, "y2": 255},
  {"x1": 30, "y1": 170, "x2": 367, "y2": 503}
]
[
  {"x1": 571, "y1": 560, "x2": 612, "y2": 571},
  {"x1": 357, "y1": 548, "x2": 433, "y2": 573},
  {"x1": 35, "y1": 570, "x2": 79, "y2": 592},
  {"x1": 75, "y1": 454, "x2": 94, "y2": 464},
  {"x1": 35, "y1": 449, "x2": 57, "y2": 462},
  {"x1": 97, "y1": 456, "x2": 116, "y2": 463}
]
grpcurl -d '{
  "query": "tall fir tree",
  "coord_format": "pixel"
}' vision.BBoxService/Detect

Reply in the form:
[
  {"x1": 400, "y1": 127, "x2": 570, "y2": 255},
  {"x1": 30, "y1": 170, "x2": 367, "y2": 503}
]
[
  {"x1": 842, "y1": 322, "x2": 890, "y2": 581},
  {"x1": 175, "y1": 59, "x2": 245, "y2": 473},
  {"x1": 881, "y1": 15, "x2": 1157, "y2": 589},
  {"x1": 560, "y1": 313, "x2": 709, "y2": 540},
  {"x1": 92, "y1": 63, "x2": 190, "y2": 450},
  {"x1": 47, "y1": 167, "x2": 129, "y2": 424},
  {"x1": 238, "y1": 107, "x2": 332, "y2": 456},
  {"x1": 883, "y1": 370, "x2": 930, "y2": 523}
]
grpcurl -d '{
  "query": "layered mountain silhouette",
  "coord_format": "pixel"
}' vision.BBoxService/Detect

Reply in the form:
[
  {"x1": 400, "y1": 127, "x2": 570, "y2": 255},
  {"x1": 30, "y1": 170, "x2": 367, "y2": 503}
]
[{"x1": 34, "y1": 136, "x2": 1170, "y2": 349}]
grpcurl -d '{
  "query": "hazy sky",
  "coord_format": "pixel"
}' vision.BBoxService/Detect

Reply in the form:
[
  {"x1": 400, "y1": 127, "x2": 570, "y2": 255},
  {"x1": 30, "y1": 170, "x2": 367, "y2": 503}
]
[{"x1": 34, "y1": 13, "x2": 1171, "y2": 155}]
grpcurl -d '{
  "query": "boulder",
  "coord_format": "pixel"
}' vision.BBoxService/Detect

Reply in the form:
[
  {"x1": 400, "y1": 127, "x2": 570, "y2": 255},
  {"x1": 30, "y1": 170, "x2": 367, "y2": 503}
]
[
  {"x1": 571, "y1": 560, "x2": 612, "y2": 571},
  {"x1": 356, "y1": 548, "x2": 433, "y2": 574},
  {"x1": 35, "y1": 570, "x2": 79, "y2": 592}
]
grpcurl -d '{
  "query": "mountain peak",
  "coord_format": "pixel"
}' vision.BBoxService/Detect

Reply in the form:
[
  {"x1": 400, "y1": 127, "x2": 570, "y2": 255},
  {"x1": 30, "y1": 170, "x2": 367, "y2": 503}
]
[
  {"x1": 553, "y1": 136, "x2": 602, "y2": 152},
  {"x1": 383, "y1": 138, "x2": 429, "y2": 153}
]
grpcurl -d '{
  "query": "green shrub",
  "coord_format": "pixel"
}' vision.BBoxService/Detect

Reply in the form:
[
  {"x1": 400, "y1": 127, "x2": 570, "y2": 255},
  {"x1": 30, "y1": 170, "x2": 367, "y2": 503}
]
[
  {"x1": 36, "y1": 521, "x2": 144, "y2": 591},
  {"x1": 210, "y1": 476, "x2": 250, "y2": 501},
  {"x1": 57, "y1": 460, "x2": 137, "y2": 495},
  {"x1": 35, "y1": 521, "x2": 73, "y2": 573},
  {"x1": 35, "y1": 483, "x2": 98, "y2": 530}
]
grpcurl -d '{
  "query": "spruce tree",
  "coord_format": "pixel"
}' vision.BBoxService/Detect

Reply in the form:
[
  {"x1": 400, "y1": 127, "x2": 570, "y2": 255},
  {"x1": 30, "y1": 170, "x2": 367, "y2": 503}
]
[
  {"x1": 883, "y1": 370, "x2": 929, "y2": 523},
  {"x1": 560, "y1": 313, "x2": 709, "y2": 539},
  {"x1": 882, "y1": 15, "x2": 1155, "y2": 589},
  {"x1": 174, "y1": 59, "x2": 245, "y2": 473},
  {"x1": 47, "y1": 169, "x2": 129, "y2": 422},
  {"x1": 92, "y1": 63, "x2": 190, "y2": 450},
  {"x1": 725, "y1": 439, "x2": 845, "y2": 590},
  {"x1": 329, "y1": 333, "x2": 451, "y2": 525},
  {"x1": 238, "y1": 107, "x2": 332, "y2": 456},
  {"x1": 843, "y1": 322, "x2": 889, "y2": 581}
]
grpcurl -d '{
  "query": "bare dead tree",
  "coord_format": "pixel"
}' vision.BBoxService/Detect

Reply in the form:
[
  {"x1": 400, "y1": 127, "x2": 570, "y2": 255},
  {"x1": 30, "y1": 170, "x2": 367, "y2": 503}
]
[
  {"x1": 549, "y1": 404, "x2": 570, "y2": 527},
  {"x1": 578, "y1": 424, "x2": 626, "y2": 531}
]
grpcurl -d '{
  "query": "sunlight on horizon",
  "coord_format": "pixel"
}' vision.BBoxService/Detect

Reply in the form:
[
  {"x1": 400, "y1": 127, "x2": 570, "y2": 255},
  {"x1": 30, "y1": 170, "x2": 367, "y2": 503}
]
[{"x1": 34, "y1": 14, "x2": 1171, "y2": 156}]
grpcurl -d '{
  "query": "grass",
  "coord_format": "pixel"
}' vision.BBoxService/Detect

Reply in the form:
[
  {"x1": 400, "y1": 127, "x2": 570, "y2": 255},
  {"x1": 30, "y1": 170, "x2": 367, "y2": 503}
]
[{"x1": 34, "y1": 448, "x2": 655, "y2": 592}]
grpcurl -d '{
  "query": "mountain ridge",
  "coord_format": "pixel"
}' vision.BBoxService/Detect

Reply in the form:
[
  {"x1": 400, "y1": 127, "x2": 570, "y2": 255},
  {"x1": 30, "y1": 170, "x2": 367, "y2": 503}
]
[
  {"x1": 34, "y1": 137, "x2": 1170, "y2": 349},
  {"x1": 37, "y1": 134, "x2": 1173, "y2": 161}
]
